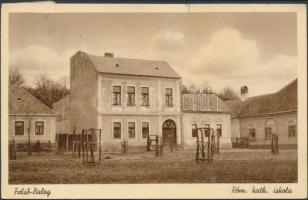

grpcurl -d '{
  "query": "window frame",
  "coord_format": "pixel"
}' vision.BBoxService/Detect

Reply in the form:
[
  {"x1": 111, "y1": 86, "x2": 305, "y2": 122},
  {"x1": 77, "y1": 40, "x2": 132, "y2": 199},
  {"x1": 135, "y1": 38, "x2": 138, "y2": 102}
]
[
  {"x1": 165, "y1": 88, "x2": 174, "y2": 107},
  {"x1": 216, "y1": 124, "x2": 222, "y2": 137},
  {"x1": 35, "y1": 121, "x2": 44, "y2": 136},
  {"x1": 140, "y1": 86, "x2": 150, "y2": 106},
  {"x1": 249, "y1": 128, "x2": 256, "y2": 140},
  {"x1": 192, "y1": 124, "x2": 198, "y2": 138},
  {"x1": 127, "y1": 121, "x2": 136, "y2": 140},
  {"x1": 112, "y1": 85, "x2": 122, "y2": 106},
  {"x1": 288, "y1": 124, "x2": 297, "y2": 137},
  {"x1": 112, "y1": 121, "x2": 122, "y2": 140},
  {"x1": 141, "y1": 121, "x2": 150, "y2": 139},
  {"x1": 15, "y1": 121, "x2": 24, "y2": 136},
  {"x1": 126, "y1": 85, "x2": 136, "y2": 107}
]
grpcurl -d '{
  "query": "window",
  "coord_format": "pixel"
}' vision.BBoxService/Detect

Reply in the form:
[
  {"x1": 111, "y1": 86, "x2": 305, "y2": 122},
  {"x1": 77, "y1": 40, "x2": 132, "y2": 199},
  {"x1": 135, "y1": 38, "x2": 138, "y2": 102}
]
[
  {"x1": 288, "y1": 121, "x2": 296, "y2": 137},
  {"x1": 216, "y1": 124, "x2": 222, "y2": 137},
  {"x1": 249, "y1": 128, "x2": 256, "y2": 140},
  {"x1": 15, "y1": 121, "x2": 24, "y2": 135},
  {"x1": 165, "y1": 88, "x2": 173, "y2": 107},
  {"x1": 203, "y1": 124, "x2": 210, "y2": 136},
  {"x1": 192, "y1": 124, "x2": 198, "y2": 137},
  {"x1": 113, "y1": 122, "x2": 121, "y2": 139},
  {"x1": 35, "y1": 121, "x2": 44, "y2": 135},
  {"x1": 141, "y1": 87, "x2": 149, "y2": 106},
  {"x1": 265, "y1": 127, "x2": 272, "y2": 140},
  {"x1": 112, "y1": 86, "x2": 121, "y2": 106},
  {"x1": 126, "y1": 86, "x2": 135, "y2": 106},
  {"x1": 265, "y1": 119, "x2": 275, "y2": 140},
  {"x1": 142, "y1": 122, "x2": 149, "y2": 139},
  {"x1": 128, "y1": 122, "x2": 135, "y2": 139}
]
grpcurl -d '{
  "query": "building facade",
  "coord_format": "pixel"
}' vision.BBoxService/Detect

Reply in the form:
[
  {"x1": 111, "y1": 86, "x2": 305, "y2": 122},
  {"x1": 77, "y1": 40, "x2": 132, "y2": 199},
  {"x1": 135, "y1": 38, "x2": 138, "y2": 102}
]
[
  {"x1": 225, "y1": 79, "x2": 297, "y2": 148},
  {"x1": 9, "y1": 85, "x2": 56, "y2": 150},
  {"x1": 68, "y1": 51, "x2": 182, "y2": 151},
  {"x1": 181, "y1": 94, "x2": 232, "y2": 149}
]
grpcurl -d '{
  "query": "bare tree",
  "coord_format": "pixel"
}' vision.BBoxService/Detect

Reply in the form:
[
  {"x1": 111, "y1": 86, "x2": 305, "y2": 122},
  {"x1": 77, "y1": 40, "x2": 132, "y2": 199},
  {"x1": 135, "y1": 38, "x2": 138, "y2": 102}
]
[
  {"x1": 24, "y1": 74, "x2": 70, "y2": 108},
  {"x1": 9, "y1": 67, "x2": 24, "y2": 86}
]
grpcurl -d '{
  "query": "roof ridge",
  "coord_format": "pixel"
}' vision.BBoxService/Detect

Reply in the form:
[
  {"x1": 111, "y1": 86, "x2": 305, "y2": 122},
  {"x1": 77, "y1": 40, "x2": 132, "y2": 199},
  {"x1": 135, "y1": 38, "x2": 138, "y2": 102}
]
[
  {"x1": 86, "y1": 52, "x2": 167, "y2": 63},
  {"x1": 275, "y1": 78, "x2": 297, "y2": 94}
]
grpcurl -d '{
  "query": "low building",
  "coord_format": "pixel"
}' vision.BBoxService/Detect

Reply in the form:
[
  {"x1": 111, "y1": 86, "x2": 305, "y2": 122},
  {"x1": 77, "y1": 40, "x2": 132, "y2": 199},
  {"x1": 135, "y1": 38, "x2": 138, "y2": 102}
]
[
  {"x1": 225, "y1": 79, "x2": 297, "y2": 148},
  {"x1": 181, "y1": 93, "x2": 232, "y2": 149},
  {"x1": 9, "y1": 85, "x2": 57, "y2": 150}
]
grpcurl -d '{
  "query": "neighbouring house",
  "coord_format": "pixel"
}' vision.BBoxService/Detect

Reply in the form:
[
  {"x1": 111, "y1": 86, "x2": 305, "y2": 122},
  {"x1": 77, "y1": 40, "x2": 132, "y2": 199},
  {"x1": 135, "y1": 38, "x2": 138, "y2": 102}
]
[
  {"x1": 62, "y1": 51, "x2": 182, "y2": 151},
  {"x1": 181, "y1": 93, "x2": 232, "y2": 149},
  {"x1": 225, "y1": 79, "x2": 297, "y2": 149},
  {"x1": 9, "y1": 85, "x2": 57, "y2": 151}
]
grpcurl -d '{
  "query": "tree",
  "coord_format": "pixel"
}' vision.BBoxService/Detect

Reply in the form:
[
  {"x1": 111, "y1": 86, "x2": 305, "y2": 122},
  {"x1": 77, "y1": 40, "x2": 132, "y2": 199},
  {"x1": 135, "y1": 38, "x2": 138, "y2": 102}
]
[
  {"x1": 9, "y1": 67, "x2": 24, "y2": 86},
  {"x1": 218, "y1": 87, "x2": 240, "y2": 101},
  {"x1": 24, "y1": 74, "x2": 70, "y2": 108}
]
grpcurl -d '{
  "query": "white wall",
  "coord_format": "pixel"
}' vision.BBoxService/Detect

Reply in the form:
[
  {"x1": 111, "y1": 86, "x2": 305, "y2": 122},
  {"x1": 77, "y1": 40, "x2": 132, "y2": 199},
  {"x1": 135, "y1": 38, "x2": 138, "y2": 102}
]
[
  {"x1": 181, "y1": 112, "x2": 232, "y2": 149},
  {"x1": 9, "y1": 115, "x2": 56, "y2": 143}
]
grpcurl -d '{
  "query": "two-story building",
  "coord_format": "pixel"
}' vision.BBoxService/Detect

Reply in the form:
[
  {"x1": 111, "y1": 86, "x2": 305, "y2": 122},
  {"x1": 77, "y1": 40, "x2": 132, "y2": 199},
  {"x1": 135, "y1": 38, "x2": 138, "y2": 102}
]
[{"x1": 69, "y1": 51, "x2": 182, "y2": 151}]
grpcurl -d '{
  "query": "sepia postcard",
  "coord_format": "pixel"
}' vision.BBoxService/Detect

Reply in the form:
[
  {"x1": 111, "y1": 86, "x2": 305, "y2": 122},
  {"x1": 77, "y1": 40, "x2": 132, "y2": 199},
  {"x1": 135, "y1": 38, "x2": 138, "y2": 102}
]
[{"x1": 1, "y1": 3, "x2": 307, "y2": 199}]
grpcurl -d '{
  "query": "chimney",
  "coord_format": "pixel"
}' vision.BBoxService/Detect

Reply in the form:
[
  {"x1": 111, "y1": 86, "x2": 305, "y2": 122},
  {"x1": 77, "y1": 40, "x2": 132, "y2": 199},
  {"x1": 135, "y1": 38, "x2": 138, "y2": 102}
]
[
  {"x1": 240, "y1": 86, "x2": 248, "y2": 101},
  {"x1": 104, "y1": 52, "x2": 114, "y2": 58}
]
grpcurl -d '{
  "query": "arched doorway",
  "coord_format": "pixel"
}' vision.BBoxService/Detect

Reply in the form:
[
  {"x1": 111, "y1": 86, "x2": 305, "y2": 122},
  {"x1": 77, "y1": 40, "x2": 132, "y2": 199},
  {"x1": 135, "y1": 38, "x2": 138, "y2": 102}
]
[{"x1": 162, "y1": 119, "x2": 176, "y2": 146}]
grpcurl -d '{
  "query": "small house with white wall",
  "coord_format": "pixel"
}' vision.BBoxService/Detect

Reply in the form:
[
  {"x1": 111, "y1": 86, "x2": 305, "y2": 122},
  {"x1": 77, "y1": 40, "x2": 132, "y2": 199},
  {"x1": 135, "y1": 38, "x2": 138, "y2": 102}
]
[
  {"x1": 9, "y1": 85, "x2": 56, "y2": 150},
  {"x1": 181, "y1": 93, "x2": 232, "y2": 149}
]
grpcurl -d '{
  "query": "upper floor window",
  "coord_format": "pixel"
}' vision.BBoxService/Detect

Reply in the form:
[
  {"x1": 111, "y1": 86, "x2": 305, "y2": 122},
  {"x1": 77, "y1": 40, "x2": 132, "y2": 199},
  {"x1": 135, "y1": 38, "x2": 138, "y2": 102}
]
[
  {"x1": 288, "y1": 120, "x2": 296, "y2": 137},
  {"x1": 141, "y1": 87, "x2": 149, "y2": 106},
  {"x1": 15, "y1": 121, "x2": 24, "y2": 136},
  {"x1": 165, "y1": 88, "x2": 173, "y2": 107},
  {"x1": 35, "y1": 121, "x2": 44, "y2": 135},
  {"x1": 192, "y1": 124, "x2": 198, "y2": 137},
  {"x1": 113, "y1": 122, "x2": 121, "y2": 139},
  {"x1": 112, "y1": 86, "x2": 121, "y2": 106},
  {"x1": 128, "y1": 122, "x2": 136, "y2": 139},
  {"x1": 126, "y1": 86, "x2": 135, "y2": 106},
  {"x1": 216, "y1": 124, "x2": 222, "y2": 137},
  {"x1": 142, "y1": 122, "x2": 149, "y2": 139}
]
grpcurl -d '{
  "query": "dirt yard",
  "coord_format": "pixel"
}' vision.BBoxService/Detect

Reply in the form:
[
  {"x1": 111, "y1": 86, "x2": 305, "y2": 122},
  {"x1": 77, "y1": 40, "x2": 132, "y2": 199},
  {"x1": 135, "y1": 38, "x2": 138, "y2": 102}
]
[{"x1": 9, "y1": 150, "x2": 297, "y2": 184}]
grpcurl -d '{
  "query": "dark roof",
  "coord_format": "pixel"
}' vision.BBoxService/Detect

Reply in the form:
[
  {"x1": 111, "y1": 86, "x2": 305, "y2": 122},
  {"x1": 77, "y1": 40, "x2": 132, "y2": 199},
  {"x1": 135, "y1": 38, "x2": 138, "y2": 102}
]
[
  {"x1": 224, "y1": 99, "x2": 242, "y2": 118},
  {"x1": 9, "y1": 85, "x2": 56, "y2": 115},
  {"x1": 225, "y1": 79, "x2": 297, "y2": 118},
  {"x1": 82, "y1": 52, "x2": 181, "y2": 79},
  {"x1": 182, "y1": 94, "x2": 231, "y2": 113}
]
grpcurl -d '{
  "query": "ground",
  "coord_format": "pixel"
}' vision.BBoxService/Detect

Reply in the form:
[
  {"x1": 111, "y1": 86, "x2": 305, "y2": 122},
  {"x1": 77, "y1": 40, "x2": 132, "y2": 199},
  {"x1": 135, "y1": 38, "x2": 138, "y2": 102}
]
[{"x1": 9, "y1": 149, "x2": 297, "y2": 184}]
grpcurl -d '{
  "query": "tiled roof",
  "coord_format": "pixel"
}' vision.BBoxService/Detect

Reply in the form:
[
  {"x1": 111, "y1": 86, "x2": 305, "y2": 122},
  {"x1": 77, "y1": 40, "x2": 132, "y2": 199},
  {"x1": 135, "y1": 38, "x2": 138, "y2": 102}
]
[
  {"x1": 9, "y1": 85, "x2": 56, "y2": 115},
  {"x1": 225, "y1": 79, "x2": 297, "y2": 118},
  {"x1": 224, "y1": 99, "x2": 242, "y2": 118},
  {"x1": 182, "y1": 93, "x2": 231, "y2": 113},
  {"x1": 82, "y1": 52, "x2": 181, "y2": 79}
]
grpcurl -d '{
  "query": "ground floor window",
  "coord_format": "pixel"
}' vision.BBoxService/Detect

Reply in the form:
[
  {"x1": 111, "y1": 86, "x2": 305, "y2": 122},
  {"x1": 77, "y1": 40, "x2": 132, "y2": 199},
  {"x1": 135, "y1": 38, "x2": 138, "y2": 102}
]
[
  {"x1": 128, "y1": 122, "x2": 135, "y2": 139},
  {"x1": 265, "y1": 127, "x2": 272, "y2": 140},
  {"x1": 113, "y1": 122, "x2": 121, "y2": 139},
  {"x1": 216, "y1": 124, "x2": 222, "y2": 137},
  {"x1": 15, "y1": 121, "x2": 24, "y2": 135},
  {"x1": 288, "y1": 125, "x2": 296, "y2": 137},
  {"x1": 142, "y1": 122, "x2": 149, "y2": 139},
  {"x1": 249, "y1": 128, "x2": 256, "y2": 140},
  {"x1": 35, "y1": 121, "x2": 44, "y2": 135},
  {"x1": 192, "y1": 124, "x2": 198, "y2": 137}
]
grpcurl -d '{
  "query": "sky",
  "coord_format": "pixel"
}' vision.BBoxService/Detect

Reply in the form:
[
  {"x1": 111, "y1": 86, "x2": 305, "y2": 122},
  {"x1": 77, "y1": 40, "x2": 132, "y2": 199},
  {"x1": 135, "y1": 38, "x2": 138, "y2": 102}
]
[{"x1": 9, "y1": 12, "x2": 297, "y2": 97}]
